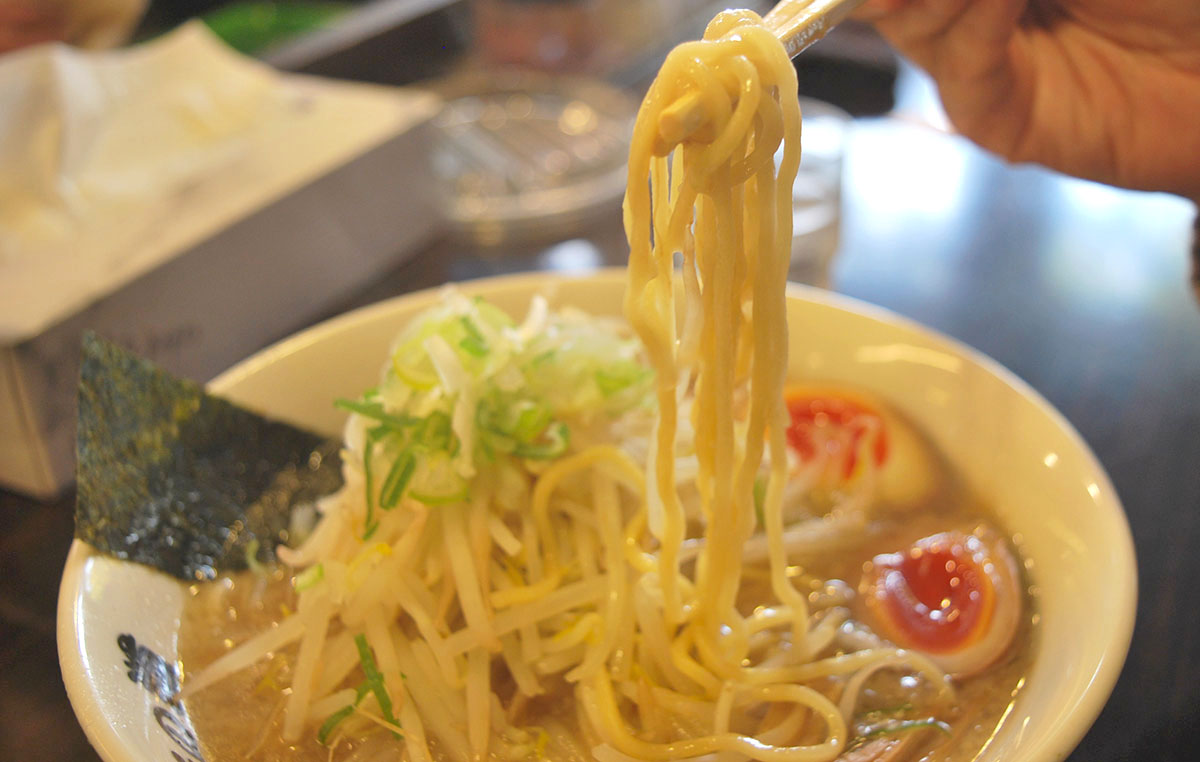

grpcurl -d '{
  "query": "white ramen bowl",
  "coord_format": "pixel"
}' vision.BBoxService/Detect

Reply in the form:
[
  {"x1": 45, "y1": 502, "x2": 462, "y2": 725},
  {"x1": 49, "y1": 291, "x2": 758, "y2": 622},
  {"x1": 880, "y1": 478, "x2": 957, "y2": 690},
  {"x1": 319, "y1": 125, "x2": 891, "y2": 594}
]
[{"x1": 59, "y1": 269, "x2": 1136, "y2": 762}]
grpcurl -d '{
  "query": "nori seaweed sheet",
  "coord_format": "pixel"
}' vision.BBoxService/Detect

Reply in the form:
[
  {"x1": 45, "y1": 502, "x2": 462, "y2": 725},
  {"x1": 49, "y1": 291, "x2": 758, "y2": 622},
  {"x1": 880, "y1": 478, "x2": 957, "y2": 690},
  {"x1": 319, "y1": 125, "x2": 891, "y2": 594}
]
[{"x1": 75, "y1": 333, "x2": 343, "y2": 581}]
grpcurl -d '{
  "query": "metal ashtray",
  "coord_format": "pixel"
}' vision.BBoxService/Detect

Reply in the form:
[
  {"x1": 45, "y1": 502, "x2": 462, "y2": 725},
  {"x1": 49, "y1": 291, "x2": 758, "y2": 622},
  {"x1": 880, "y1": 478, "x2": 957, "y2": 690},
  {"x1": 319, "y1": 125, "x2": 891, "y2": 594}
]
[{"x1": 431, "y1": 71, "x2": 636, "y2": 245}]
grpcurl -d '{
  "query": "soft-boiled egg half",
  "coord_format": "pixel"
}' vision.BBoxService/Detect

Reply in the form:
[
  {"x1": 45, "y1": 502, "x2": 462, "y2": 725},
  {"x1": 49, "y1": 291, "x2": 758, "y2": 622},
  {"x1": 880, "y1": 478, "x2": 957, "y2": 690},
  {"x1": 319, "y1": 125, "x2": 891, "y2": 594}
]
[
  {"x1": 782, "y1": 385, "x2": 938, "y2": 511},
  {"x1": 860, "y1": 525, "x2": 1022, "y2": 677}
]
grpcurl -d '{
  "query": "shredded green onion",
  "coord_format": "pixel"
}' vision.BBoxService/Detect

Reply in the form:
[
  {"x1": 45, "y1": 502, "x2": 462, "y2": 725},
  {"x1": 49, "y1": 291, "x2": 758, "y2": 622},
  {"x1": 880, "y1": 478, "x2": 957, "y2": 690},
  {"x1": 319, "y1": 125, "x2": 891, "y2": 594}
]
[
  {"x1": 392, "y1": 355, "x2": 438, "y2": 390},
  {"x1": 354, "y1": 634, "x2": 401, "y2": 735},
  {"x1": 595, "y1": 363, "x2": 651, "y2": 396},
  {"x1": 316, "y1": 681, "x2": 373, "y2": 745},
  {"x1": 513, "y1": 421, "x2": 570, "y2": 459},
  {"x1": 295, "y1": 563, "x2": 324, "y2": 591},
  {"x1": 317, "y1": 704, "x2": 355, "y2": 745},
  {"x1": 379, "y1": 449, "x2": 417, "y2": 509},
  {"x1": 861, "y1": 718, "x2": 952, "y2": 741},
  {"x1": 415, "y1": 411, "x2": 453, "y2": 453},
  {"x1": 507, "y1": 400, "x2": 552, "y2": 442},
  {"x1": 362, "y1": 426, "x2": 389, "y2": 539},
  {"x1": 458, "y1": 316, "x2": 489, "y2": 356},
  {"x1": 354, "y1": 680, "x2": 372, "y2": 703},
  {"x1": 335, "y1": 398, "x2": 415, "y2": 431},
  {"x1": 337, "y1": 294, "x2": 654, "y2": 520},
  {"x1": 476, "y1": 394, "x2": 560, "y2": 459},
  {"x1": 409, "y1": 451, "x2": 468, "y2": 505}
]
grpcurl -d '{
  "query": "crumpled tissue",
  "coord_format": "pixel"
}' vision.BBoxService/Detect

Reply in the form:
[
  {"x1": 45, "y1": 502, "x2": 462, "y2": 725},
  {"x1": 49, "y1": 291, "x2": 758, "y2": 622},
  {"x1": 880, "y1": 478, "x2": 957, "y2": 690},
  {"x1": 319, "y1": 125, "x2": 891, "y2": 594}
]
[{"x1": 0, "y1": 22, "x2": 438, "y2": 342}]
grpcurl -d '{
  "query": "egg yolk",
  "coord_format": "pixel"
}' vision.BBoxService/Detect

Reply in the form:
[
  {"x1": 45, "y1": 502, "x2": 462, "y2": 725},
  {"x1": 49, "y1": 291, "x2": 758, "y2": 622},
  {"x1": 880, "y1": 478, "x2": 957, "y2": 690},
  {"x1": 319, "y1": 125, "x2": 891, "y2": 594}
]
[
  {"x1": 784, "y1": 392, "x2": 889, "y2": 479},
  {"x1": 868, "y1": 535, "x2": 994, "y2": 654}
]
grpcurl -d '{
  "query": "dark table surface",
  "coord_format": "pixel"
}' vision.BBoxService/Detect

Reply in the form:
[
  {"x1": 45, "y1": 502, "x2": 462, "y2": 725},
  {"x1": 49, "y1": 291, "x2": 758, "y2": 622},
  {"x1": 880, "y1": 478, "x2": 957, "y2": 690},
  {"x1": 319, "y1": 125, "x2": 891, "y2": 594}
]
[{"x1": 3, "y1": 78, "x2": 1199, "y2": 761}]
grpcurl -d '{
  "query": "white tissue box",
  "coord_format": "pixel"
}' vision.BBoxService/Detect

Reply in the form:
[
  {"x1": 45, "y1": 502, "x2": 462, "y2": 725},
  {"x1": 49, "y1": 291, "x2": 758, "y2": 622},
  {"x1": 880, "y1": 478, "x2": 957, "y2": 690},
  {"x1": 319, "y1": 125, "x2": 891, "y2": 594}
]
[
  {"x1": 0, "y1": 27, "x2": 443, "y2": 497},
  {"x1": 0, "y1": 125, "x2": 441, "y2": 498}
]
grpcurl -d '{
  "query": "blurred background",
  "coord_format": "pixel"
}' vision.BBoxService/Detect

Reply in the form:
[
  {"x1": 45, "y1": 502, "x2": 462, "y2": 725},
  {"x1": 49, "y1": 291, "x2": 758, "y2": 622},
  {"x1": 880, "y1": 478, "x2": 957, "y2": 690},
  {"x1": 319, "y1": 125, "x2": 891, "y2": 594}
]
[{"x1": 2, "y1": 1, "x2": 1198, "y2": 761}]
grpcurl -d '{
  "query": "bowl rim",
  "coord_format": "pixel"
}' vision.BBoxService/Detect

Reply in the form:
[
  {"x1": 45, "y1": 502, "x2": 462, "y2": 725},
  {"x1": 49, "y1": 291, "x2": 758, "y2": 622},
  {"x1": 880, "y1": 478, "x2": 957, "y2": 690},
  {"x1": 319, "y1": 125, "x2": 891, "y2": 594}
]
[
  {"x1": 58, "y1": 541, "x2": 124, "y2": 762},
  {"x1": 58, "y1": 267, "x2": 1137, "y2": 762}
]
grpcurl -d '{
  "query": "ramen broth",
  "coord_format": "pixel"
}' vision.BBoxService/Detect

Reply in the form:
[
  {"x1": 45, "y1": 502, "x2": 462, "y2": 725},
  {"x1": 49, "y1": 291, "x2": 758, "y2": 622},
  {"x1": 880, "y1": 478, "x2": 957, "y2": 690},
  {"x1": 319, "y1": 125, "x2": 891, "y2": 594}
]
[{"x1": 179, "y1": 462, "x2": 1033, "y2": 762}]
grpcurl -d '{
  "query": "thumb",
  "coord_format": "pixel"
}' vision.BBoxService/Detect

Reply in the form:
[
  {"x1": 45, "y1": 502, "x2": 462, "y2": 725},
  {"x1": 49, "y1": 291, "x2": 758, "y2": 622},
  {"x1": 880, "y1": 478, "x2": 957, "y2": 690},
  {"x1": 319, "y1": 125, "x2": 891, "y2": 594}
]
[{"x1": 861, "y1": 1, "x2": 1031, "y2": 145}]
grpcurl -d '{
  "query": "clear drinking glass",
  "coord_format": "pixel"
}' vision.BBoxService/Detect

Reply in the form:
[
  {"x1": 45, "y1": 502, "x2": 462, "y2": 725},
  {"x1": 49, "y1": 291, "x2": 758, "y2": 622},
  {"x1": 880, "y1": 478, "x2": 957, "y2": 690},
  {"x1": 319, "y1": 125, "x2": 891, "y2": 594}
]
[{"x1": 786, "y1": 97, "x2": 849, "y2": 288}]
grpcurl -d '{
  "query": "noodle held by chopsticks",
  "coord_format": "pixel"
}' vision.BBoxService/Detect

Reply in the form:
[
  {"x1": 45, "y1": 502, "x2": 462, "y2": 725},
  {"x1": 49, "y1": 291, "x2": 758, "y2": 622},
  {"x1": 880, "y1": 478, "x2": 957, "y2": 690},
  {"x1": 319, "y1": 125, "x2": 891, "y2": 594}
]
[{"x1": 180, "y1": 10, "x2": 959, "y2": 762}]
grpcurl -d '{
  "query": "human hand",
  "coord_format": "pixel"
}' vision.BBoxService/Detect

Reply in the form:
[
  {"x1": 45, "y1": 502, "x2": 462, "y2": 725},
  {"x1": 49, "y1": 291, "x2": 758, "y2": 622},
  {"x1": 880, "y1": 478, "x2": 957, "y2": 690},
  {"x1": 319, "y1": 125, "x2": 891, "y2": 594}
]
[
  {"x1": 857, "y1": 0, "x2": 1200, "y2": 200},
  {"x1": 0, "y1": 2, "x2": 66, "y2": 54}
]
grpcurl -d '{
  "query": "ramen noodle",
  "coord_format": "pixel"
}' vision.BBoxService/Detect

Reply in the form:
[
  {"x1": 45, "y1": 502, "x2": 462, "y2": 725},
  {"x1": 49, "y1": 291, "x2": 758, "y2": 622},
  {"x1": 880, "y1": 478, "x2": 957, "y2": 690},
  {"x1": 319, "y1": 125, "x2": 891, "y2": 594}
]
[{"x1": 180, "y1": 10, "x2": 1030, "y2": 762}]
